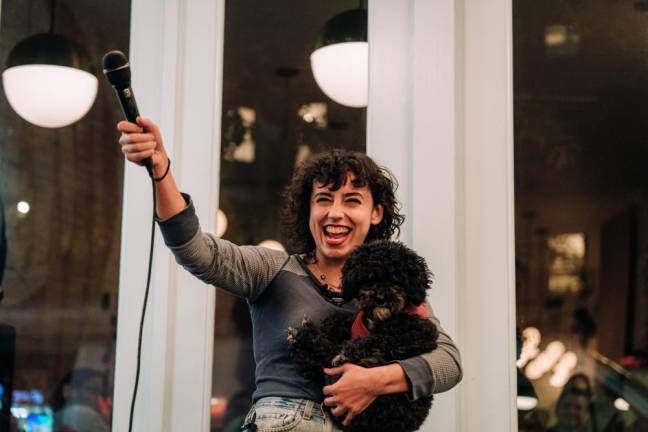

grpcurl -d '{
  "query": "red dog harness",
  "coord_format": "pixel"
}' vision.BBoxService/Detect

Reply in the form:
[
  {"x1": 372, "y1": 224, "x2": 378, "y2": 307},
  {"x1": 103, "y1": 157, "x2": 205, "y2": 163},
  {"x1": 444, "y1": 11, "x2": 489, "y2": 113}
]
[{"x1": 350, "y1": 304, "x2": 429, "y2": 339}]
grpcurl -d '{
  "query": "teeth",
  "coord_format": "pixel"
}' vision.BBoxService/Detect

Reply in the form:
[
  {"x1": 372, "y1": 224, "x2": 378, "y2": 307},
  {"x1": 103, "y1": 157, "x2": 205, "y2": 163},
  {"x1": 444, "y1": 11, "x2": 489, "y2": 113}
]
[{"x1": 324, "y1": 226, "x2": 350, "y2": 234}]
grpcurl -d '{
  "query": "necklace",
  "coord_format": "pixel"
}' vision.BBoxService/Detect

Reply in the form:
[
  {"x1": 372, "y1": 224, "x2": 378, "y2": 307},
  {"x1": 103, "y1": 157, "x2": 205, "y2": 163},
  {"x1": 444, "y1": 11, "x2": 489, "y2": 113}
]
[{"x1": 311, "y1": 258, "x2": 342, "y2": 293}]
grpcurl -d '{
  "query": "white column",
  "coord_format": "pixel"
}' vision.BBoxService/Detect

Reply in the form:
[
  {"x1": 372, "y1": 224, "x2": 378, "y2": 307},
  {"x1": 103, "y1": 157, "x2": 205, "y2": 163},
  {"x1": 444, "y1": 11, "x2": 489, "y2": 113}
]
[
  {"x1": 368, "y1": 1, "x2": 460, "y2": 430},
  {"x1": 114, "y1": 0, "x2": 224, "y2": 430},
  {"x1": 459, "y1": 0, "x2": 517, "y2": 430}
]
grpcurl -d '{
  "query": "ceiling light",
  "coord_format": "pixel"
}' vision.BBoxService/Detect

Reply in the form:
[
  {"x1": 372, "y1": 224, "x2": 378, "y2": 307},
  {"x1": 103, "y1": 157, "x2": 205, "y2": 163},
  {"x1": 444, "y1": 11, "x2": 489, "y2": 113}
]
[
  {"x1": 2, "y1": 2, "x2": 97, "y2": 128},
  {"x1": 310, "y1": 9, "x2": 367, "y2": 108},
  {"x1": 17, "y1": 201, "x2": 30, "y2": 215}
]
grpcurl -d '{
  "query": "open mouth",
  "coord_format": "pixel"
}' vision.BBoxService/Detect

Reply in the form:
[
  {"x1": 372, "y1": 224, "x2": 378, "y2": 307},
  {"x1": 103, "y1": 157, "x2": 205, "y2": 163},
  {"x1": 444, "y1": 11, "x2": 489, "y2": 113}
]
[{"x1": 323, "y1": 225, "x2": 351, "y2": 246}]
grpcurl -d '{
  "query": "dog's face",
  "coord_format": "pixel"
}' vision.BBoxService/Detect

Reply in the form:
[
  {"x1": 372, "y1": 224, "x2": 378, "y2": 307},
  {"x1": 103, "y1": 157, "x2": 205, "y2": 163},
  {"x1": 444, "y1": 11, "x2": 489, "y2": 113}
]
[
  {"x1": 342, "y1": 240, "x2": 432, "y2": 317},
  {"x1": 356, "y1": 283, "x2": 407, "y2": 321}
]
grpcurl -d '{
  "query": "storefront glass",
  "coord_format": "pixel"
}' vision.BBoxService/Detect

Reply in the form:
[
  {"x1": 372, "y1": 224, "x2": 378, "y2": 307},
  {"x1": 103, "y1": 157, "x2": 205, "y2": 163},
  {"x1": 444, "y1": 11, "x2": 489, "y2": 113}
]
[
  {"x1": 514, "y1": 1, "x2": 648, "y2": 429},
  {"x1": 211, "y1": 1, "x2": 367, "y2": 430},
  {"x1": 0, "y1": 1, "x2": 130, "y2": 430}
]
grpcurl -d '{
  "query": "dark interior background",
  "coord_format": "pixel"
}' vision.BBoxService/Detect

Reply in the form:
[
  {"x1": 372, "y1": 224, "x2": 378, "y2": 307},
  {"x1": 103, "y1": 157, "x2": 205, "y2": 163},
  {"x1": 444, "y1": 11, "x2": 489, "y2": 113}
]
[
  {"x1": 0, "y1": 0, "x2": 130, "y2": 428},
  {"x1": 514, "y1": 0, "x2": 648, "y2": 429}
]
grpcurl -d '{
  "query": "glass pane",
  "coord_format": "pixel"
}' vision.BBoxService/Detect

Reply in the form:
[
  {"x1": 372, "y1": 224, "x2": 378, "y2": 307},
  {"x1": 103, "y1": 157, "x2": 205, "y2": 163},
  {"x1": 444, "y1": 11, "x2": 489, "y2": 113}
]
[
  {"x1": 514, "y1": 1, "x2": 648, "y2": 430},
  {"x1": 0, "y1": 1, "x2": 130, "y2": 431},
  {"x1": 211, "y1": 1, "x2": 367, "y2": 430}
]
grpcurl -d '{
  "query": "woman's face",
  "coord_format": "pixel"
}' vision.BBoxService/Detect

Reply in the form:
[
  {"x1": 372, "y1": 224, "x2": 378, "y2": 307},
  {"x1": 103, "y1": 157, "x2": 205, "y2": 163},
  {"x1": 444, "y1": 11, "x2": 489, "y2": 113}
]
[{"x1": 309, "y1": 173, "x2": 383, "y2": 264}]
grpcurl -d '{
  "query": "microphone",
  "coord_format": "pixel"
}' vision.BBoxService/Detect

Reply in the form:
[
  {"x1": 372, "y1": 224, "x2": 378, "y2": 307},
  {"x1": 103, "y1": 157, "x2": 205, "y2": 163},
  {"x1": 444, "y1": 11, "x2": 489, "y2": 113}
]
[{"x1": 102, "y1": 50, "x2": 153, "y2": 175}]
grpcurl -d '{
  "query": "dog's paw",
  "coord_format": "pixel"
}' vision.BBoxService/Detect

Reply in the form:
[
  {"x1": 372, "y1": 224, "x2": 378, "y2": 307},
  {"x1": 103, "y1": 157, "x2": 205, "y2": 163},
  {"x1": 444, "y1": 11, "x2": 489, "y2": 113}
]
[
  {"x1": 301, "y1": 314, "x2": 313, "y2": 327},
  {"x1": 286, "y1": 327, "x2": 298, "y2": 346},
  {"x1": 331, "y1": 352, "x2": 349, "y2": 367}
]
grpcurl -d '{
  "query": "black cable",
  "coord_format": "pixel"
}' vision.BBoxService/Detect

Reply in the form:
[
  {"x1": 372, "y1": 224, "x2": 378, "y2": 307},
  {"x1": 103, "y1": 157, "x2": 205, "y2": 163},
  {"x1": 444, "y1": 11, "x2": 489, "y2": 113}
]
[{"x1": 128, "y1": 175, "x2": 156, "y2": 432}]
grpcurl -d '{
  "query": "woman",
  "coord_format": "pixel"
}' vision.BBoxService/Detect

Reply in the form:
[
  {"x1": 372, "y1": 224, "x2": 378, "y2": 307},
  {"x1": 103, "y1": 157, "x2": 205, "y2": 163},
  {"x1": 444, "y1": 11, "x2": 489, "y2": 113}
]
[{"x1": 118, "y1": 117, "x2": 462, "y2": 431}]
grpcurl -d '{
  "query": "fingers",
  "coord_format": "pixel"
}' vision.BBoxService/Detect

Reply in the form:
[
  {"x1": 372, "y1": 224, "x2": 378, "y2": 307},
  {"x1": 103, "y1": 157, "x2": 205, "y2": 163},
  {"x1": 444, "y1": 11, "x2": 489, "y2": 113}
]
[
  {"x1": 342, "y1": 411, "x2": 356, "y2": 427},
  {"x1": 324, "y1": 396, "x2": 348, "y2": 419},
  {"x1": 330, "y1": 404, "x2": 347, "y2": 417},
  {"x1": 323, "y1": 396, "x2": 337, "y2": 407},
  {"x1": 119, "y1": 131, "x2": 157, "y2": 164},
  {"x1": 119, "y1": 132, "x2": 155, "y2": 146},
  {"x1": 122, "y1": 141, "x2": 156, "y2": 154},
  {"x1": 124, "y1": 149, "x2": 155, "y2": 163},
  {"x1": 117, "y1": 120, "x2": 143, "y2": 133},
  {"x1": 324, "y1": 365, "x2": 346, "y2": 376},
  {"x1": 137, "y1": 117, "x2": 164, "y2": 144}
]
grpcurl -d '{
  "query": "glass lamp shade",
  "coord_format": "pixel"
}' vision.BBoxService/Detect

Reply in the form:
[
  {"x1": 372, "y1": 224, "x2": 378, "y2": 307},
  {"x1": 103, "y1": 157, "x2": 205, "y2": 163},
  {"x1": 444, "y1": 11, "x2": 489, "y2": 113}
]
[
  {"x1": 310, "y1": 42, "x2": 368, "y2": 108},
  {"x1": 2, "y1": 33, "x2": 98, "y2": 128},
  {"x1": 2, "y1": 64, "x2": 98, "y2": 128},
  {"x1": 311, "y1": 8, "x2": 367, "y2": 108}
]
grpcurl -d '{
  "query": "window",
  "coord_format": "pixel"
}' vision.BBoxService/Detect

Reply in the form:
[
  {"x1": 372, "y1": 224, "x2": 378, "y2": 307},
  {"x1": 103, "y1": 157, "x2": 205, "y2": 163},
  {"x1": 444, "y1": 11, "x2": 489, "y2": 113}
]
[
  {"x1": 514, "y1": 1, "x2": 648, "y2": 430},
  {"x1": 210, "y1": 1, "x2": 367, "y2": 430},
  {"x1": 0, "y1": 1, "x2": 131, "y2": 430}
]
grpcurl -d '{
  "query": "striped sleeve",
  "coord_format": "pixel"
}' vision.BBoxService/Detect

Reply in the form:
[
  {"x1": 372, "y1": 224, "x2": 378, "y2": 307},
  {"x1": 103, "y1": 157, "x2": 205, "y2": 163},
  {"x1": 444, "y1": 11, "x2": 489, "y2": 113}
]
[
  {"x1": 157, "y1": 193, "x2": 289, "y2": 301},
  {"x1": 395, "y1": 302, "x2": 463, "y2": 399}
]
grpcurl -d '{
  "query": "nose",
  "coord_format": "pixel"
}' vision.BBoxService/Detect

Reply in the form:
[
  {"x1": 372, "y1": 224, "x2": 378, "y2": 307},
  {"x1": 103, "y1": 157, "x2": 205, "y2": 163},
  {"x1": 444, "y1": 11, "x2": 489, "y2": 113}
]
[{"x1": 327, "y1": 199, "x2": 344, "y2": 219}]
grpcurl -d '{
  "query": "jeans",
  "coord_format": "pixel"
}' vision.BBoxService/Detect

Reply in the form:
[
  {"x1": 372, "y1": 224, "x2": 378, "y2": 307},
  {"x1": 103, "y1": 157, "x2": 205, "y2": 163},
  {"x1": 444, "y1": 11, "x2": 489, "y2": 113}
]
[{"x1": 242, "y1": 397, "x2": 344, "y2": 432}]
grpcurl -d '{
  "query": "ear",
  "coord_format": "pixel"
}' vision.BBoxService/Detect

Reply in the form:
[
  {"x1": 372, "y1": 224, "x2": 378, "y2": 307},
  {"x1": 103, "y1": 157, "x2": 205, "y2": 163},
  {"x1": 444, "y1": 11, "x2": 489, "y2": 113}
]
[{"x1": 371, "y1": 204, "x2": 384, "y2": 225}]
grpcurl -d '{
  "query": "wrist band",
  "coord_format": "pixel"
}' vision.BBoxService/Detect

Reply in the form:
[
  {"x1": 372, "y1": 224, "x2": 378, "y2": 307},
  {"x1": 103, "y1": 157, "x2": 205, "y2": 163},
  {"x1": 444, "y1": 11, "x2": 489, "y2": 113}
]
[{"x1": 153, "y1": 158, "x2": 171, "y2": 182}]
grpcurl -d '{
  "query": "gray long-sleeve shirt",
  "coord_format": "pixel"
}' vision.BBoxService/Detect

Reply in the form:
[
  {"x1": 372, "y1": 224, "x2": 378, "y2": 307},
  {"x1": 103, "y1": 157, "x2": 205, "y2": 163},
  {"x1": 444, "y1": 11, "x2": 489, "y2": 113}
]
[{"x1": 158, "y1": 194, "x2": 462, "y2": 402}]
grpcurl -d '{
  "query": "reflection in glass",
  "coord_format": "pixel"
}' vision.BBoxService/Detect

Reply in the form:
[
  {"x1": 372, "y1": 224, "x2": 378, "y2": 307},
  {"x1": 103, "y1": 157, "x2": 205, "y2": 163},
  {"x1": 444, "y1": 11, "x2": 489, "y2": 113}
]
[
  {"x1": 514, "y1": 1, "x2": 648, "y2": 430},
  {"x1": 212, "y1": 1, "x2": 366, "y2": 430},
  {"x1": 0, "y1": 1, "x2": 130, "y2": 431}
]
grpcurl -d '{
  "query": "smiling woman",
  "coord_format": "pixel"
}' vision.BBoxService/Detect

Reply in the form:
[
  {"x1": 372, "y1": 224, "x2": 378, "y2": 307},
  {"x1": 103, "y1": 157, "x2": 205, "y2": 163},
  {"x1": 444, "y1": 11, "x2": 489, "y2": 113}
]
[{"x1": 117, "y1": 109, "x2": 463, "y2": 431}]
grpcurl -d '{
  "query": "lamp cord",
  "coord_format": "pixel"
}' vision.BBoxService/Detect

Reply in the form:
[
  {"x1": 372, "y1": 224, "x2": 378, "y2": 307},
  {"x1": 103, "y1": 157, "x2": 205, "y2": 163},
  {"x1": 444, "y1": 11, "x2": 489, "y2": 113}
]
[
  {"x1": 127, "y1": 175, "x2": 156, "y2": 432},
  {"x1": 49, "y1": 0, "x2": 56, "y2": 33}
]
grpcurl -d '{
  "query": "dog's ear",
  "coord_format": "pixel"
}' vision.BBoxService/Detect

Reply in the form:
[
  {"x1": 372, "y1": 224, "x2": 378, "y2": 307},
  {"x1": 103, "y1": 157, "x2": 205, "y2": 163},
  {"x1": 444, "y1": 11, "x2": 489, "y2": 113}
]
[{"x1": 403, "y1": 246, "x2": 433, "y2": 305}]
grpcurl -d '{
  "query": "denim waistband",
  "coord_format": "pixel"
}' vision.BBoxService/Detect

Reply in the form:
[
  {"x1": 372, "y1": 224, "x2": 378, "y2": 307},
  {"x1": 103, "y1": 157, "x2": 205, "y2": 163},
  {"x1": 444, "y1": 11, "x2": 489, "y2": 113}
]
[
  {"x1": 254, "y1": 397, "x2": 324, "y2": 419},
  {"x1": 242, "y1": 396, "x2": 340, "y2": 431}
]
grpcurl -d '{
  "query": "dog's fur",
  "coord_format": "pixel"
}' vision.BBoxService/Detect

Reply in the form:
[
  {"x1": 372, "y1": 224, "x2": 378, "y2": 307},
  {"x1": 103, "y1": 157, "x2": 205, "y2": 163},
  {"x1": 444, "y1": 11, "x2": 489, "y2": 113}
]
[{"x1": 287, "y1": 241, "x2": 438, "y2": 432}]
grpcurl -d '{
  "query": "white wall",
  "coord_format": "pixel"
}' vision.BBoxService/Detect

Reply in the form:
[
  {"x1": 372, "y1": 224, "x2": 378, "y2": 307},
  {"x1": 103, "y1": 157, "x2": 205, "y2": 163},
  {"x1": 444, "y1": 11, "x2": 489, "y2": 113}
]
[
  {"x1": 368, "y1": 0, "x2": 461, "y2": 430},
  {"x1": 459, "y1": 0, "x2": 518, "y2": 429}
]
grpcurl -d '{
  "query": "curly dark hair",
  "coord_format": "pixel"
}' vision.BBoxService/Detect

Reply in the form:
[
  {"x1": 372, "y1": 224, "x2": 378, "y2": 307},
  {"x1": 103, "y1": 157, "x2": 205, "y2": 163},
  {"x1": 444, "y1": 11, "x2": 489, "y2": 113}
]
[
  {"x1": 280, "y1": 150, "x2": 405, "y2": 253},
  {"x1": 341, "y1": 240, "x2": 432, "y2": 305}
]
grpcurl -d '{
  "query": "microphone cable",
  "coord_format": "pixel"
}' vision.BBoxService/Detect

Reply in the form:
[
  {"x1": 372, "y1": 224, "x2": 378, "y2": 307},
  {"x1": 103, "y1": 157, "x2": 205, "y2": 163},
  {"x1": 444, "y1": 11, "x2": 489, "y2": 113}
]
[
  {"x1": 128, "y1": 170, "x2": 156, "y2": 432},
  {"x1": 101, "y1": 49, "x2": 159, "y2": 430}
]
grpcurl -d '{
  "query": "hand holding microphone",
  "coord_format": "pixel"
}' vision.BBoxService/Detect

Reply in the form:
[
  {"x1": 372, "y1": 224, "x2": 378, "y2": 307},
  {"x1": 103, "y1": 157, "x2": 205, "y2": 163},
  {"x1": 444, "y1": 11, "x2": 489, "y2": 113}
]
[
  {"x1": 117, "y1": 117, "x2": 169, "y2": 178},
  {"x1": 102, "y1": 50, "x2": 169, "y2": 178}
]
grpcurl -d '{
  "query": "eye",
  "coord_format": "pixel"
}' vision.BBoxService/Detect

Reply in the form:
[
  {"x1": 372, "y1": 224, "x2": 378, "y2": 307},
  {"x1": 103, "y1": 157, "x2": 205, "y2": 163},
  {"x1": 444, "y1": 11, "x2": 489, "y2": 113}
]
[
  {"x1": 346, "y1": 198, "x2": 362, "y2": 204},
  {"x1": 316, "y1": 196, "x2": 331, "y2": 203}
]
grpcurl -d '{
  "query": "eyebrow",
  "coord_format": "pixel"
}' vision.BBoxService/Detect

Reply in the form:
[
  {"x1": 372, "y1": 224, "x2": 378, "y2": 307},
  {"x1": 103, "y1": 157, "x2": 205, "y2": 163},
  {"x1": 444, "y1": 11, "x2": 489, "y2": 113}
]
[
  {"x1": 344, "y1": 192, "x2": 364, "y2": 199},
  {"x1": 312, "y1": 191, "x2": 365, "y2": 199}
]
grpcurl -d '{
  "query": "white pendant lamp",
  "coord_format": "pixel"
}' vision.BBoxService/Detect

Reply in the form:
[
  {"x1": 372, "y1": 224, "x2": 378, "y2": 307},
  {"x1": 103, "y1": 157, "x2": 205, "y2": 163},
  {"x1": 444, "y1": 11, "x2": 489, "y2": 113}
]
[
  {"x1": 2, "y1": 3, "x2": 98, "y2": 128},
  {"x1": 310, "y1": 8, "x2": 367, "y2": 108}
]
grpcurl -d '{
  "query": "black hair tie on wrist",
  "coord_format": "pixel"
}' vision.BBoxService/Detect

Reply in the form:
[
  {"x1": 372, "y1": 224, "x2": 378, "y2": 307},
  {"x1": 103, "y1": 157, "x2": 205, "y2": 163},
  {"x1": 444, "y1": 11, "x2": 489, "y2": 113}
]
[{"x1": 153, "y1": 158, "x2": 171, "y2": 182}]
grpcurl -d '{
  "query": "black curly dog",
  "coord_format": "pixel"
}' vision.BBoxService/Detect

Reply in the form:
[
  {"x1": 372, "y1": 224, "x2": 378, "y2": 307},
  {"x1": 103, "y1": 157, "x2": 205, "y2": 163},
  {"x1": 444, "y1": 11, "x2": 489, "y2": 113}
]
[{"x1": 287, "y1": 240, "x2": 438, "y2": 432}]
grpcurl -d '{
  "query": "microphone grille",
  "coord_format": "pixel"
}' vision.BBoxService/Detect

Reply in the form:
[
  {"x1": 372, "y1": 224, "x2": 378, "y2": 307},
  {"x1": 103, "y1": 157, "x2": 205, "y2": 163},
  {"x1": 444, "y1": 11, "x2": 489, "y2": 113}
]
[{"x1": 102, "y1": 50, "x2": 128, "y2": 72}]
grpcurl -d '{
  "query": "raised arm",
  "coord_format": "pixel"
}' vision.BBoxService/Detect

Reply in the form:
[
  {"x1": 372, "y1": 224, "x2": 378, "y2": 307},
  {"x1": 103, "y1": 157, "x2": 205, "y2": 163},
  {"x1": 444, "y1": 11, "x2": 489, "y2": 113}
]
[
  {"x1": 117, "y1": 117, "x2": 288, "y2": 300},
  {"x1": 157, "y1": 196, "x2": 288, "y2": 300}
]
